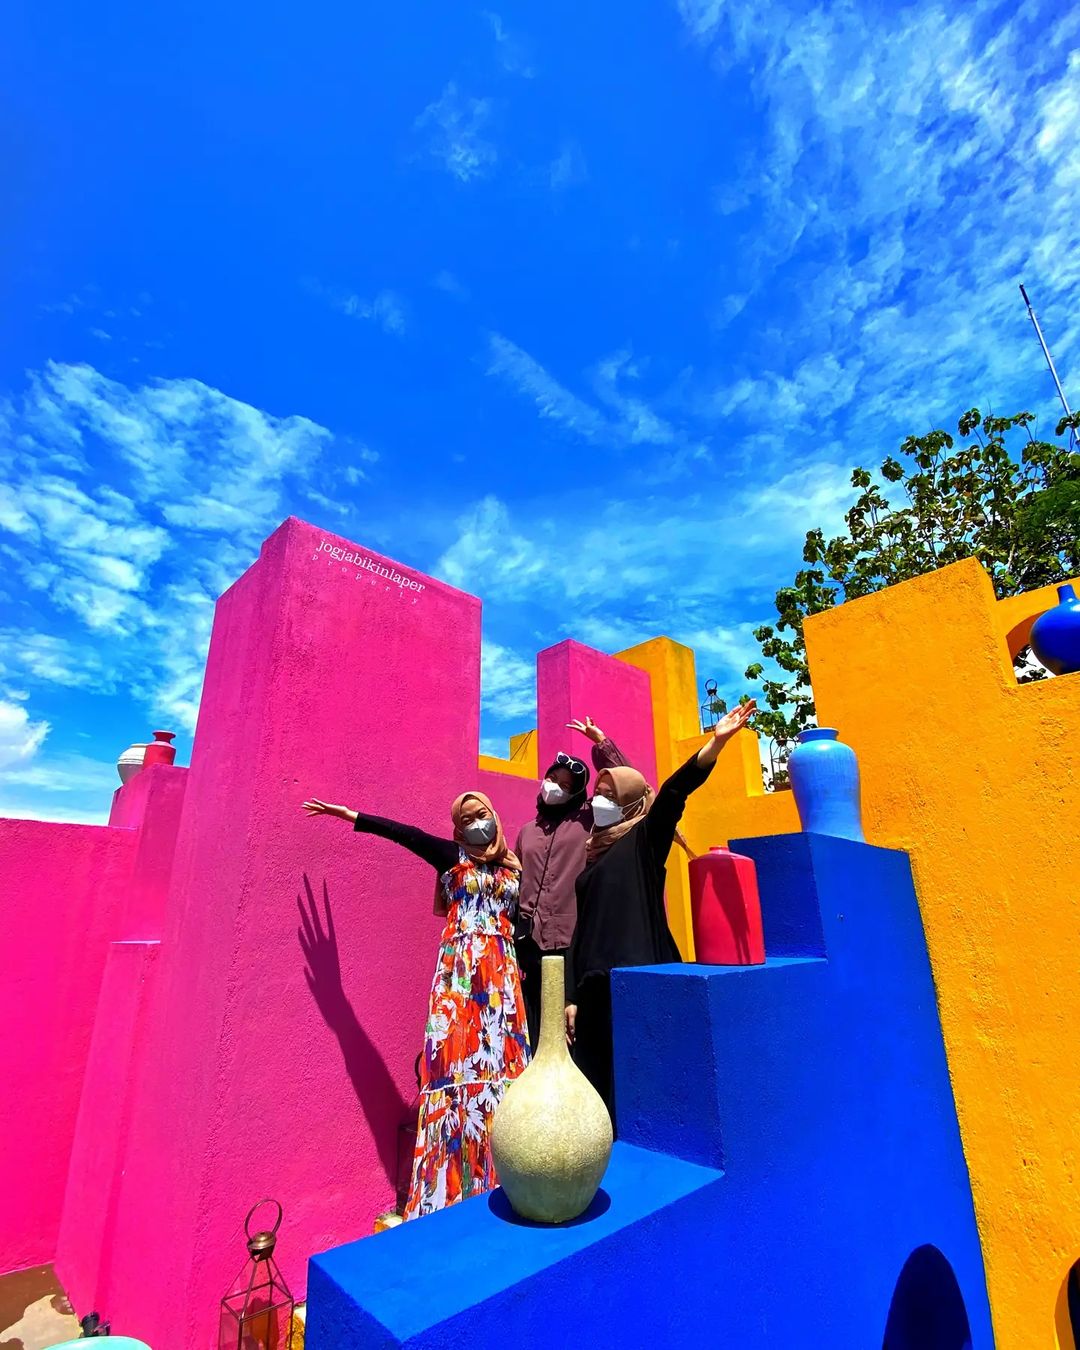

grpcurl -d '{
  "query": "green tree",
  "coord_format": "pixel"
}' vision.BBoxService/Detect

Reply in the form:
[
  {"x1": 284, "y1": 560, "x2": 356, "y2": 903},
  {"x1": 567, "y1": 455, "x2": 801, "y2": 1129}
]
[{"x1": 745, "y1": 409, "x2": 1080, "y2": 784}]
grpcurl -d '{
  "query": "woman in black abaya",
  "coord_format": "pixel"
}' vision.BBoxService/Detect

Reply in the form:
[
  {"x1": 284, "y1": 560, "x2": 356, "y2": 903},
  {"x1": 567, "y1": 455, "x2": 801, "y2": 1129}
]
[{"x1": 565, "y1": 700, "x2": 757, "y2": 1125}]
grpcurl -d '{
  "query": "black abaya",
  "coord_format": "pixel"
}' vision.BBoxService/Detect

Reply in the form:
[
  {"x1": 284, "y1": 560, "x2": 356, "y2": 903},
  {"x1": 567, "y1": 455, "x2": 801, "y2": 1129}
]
[{"x1": 568, "y1": 751, "x2": 714, "y2": 1125}]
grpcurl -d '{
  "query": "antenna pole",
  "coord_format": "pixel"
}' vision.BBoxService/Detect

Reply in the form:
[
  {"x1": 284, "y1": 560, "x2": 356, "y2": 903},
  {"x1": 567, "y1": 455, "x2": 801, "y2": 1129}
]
[{"x1": 1020, "y1": 283, "x2": 1079, "y2": 451}]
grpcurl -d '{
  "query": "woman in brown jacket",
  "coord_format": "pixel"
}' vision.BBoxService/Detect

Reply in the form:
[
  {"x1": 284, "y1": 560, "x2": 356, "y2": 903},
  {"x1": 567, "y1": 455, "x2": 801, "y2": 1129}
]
[{"x1": 514, "y1": 716, "x2": 627, "y2": 1050}]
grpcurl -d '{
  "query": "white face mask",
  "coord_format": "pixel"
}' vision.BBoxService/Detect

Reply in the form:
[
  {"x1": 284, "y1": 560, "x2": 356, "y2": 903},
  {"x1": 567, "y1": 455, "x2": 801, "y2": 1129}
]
[
  {"x1": 540, "y1": 778, "x2": 569, "y2": 806},
  {"x1": 591, "y1": 794, "x2": 623, "y2": 828},
  {"x1": 462, "y1": 816, "x2": 497, "y2": 846}
]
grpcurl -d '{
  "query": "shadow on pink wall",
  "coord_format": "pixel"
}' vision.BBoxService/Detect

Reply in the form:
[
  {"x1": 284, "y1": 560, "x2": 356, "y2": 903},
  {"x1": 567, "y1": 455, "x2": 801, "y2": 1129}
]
[{"x1": 0, "y1": 517, "x2": 659, "y2": 1349}]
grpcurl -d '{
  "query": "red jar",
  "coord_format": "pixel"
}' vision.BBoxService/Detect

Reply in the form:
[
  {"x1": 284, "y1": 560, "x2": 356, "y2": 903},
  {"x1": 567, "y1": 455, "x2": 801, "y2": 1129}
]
[
  {"x1": 142, "y1": 729, "x2": 177, "y2": 769},
  {"x1": 689, "y1": 846, "x2": 766, "y2": 965}
]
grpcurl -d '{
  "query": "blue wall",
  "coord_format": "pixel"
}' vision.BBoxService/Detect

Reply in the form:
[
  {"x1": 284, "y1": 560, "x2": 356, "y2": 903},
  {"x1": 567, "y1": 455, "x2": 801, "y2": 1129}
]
[{"x1": 307, "y1": 835, "x2": 994, "y2": 1348}]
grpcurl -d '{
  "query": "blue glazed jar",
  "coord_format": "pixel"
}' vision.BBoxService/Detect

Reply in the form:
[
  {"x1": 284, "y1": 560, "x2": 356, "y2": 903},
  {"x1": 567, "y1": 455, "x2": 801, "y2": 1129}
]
[
  {"x1": 1030, "y1": 583, "x2": 1080, "y2": 676},
  {"x1": 788, "y1": 728, "x2": 865, "y2": 842}
]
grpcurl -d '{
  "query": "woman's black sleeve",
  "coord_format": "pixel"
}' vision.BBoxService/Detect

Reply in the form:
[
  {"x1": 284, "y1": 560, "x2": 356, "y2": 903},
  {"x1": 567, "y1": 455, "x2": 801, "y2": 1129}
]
[{"x1": 352, "y1": 812, "x2": 458, "y2": 872}]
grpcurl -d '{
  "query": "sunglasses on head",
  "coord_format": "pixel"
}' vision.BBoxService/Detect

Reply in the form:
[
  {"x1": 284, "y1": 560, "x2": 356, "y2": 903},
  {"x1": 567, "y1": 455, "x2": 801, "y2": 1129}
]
[{"x1": 555, "y1": 752, "x2": 587, "y2": 776}]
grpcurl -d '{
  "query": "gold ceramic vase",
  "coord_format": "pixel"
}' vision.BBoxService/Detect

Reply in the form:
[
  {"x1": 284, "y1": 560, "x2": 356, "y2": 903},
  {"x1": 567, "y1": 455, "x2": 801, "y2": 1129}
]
[{"x1": 491, "y1": 955, "x2": 613, "y2": 1223}]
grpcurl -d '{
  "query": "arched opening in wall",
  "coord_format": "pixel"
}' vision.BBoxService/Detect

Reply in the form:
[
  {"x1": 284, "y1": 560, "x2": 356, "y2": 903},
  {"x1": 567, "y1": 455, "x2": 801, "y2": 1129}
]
[
  {"x1": 882, "y1": 1245, "x2": 973, "y2": 1350},
  {"x1": 1057, "y1": 1259, "x2": 1080, "y2": 1347}
]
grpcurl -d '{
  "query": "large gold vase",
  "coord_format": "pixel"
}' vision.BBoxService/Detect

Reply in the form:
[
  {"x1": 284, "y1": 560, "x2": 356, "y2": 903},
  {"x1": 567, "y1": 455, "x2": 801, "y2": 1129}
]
[{"x1": 491, "y1": 955, "x2": 613, "y2": 1223}]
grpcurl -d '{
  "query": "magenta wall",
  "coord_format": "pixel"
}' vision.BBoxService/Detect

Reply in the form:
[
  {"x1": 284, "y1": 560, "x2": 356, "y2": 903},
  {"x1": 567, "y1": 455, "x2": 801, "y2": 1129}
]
[
  {"x1": 91, "y1": 519, "x2": 486, "y2": 1348},
  {"x1": 0, "y1": 819, "x2": 136, "y2": 1272},
  {"x1": 5, "y1": 518, "x2": 663, "y2": 1346},
  {"x1": 56, "y1": 764, "x2": 187, "y2": 1310},
  {"x1": 537, "y1": 640, "x2": 657, "y2": 790}
]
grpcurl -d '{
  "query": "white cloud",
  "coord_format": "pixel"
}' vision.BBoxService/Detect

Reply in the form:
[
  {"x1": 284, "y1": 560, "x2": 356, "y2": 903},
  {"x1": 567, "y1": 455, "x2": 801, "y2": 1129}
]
[
  {"x1": 0, "y1": 363, "x2": 342, "y2": 744},
  {"x1": 0, "y1": 750, "x2": 117, "y2": 825},
  {"x1": 487, "y1": 335, "x2": 608, "y2": 440},
  {"x1": 481, "y1": 638, "x2": 536, "y2": 722},
  {"x1": 486, "y1": 334, "x2": 709, "y2": 466},
  {"x1": 484, "y1": 12, "x2": 535, "y2": 78},
  {"x1": 433, "y1": 270, "x2": 470, "y2": 301},
  {"x1": 670, "y1": 0, "x2": 1080, "y2": 433},
  {"x1": 416, "y1": 83, "x2": 498, "y2": 183},
  {"x1": 0, "y1": 697, "x2": 49, "y2": 770},
  {"x1": 336, "y1": 289, "x2": 408, "y2": 335},
  {"x1": 437, "y1": 496, "x2": 547, "y2": 597},
  {"x1": 549, "y1": 142, "x2": 588, "y2": 191}
]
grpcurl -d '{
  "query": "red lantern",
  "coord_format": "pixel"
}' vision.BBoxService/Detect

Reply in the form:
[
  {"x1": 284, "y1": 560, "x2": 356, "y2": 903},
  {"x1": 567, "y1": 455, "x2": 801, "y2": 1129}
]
[
  {"x1": 219, "y1": 1200, "x2": 295, "y2": 1350},
  {"x1": 689, "y1": 847, "x2": 766, "y2": 965}
]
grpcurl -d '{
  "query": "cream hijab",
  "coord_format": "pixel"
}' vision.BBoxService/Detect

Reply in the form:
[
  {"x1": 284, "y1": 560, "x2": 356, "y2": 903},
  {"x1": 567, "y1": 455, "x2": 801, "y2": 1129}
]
[{"x1": 585, "y1": 766, "x2": 654, "y2": 861}]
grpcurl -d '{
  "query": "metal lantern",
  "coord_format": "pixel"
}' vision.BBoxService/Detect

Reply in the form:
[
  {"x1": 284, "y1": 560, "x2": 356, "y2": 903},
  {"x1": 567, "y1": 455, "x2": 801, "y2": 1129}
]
[
  {"x1": 219, "y1": 1199, "x2": 295, "y2": 1350},
  {"x1": 701, "y1": 679, "x2": 725, "y2": 730}
]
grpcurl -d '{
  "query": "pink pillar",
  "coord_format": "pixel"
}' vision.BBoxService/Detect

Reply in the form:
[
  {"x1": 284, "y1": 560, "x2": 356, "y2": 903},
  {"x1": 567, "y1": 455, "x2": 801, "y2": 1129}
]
[
  {"x1": 537, "y1": 640, "x2": 657, "y2": 789},
  {"x1": 0, "y1": 820, "x2": 136, "y2": 1273},
  {"x1": 56, "y1": 764, "x2": 187, "y2": 1312},
  {"x1": 95, "y1": 519, "x2": 483, "y2": 1349}
]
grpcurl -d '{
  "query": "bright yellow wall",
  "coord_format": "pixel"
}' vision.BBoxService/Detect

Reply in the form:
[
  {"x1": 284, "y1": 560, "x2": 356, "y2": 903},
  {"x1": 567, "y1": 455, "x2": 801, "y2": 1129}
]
[
  {"x1": 478, "y1": 728, "x2": 538, "y2": 779},
  {"x1": 615, "y1": 637, "x2": 703, "y2": 958},
  {"x1": 631, "y1": 562, "x2": 1080, "y2": 1349}
]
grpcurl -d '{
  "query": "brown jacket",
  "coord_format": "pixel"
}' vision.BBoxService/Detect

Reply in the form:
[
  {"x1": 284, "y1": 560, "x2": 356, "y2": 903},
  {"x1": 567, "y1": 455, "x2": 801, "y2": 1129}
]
[{"x1": 514, "y1": 737, "x2": 628, "y2": 951}]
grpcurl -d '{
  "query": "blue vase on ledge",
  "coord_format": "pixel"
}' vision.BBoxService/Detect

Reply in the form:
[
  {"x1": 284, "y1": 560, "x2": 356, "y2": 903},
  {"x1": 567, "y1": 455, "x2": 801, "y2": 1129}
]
[
  {"x1": 788, "y1": 728, "x2": 865, "y2": 842},
  {"x1": 1030, "y1": 583, "x2": 1080, "y2": 676}
]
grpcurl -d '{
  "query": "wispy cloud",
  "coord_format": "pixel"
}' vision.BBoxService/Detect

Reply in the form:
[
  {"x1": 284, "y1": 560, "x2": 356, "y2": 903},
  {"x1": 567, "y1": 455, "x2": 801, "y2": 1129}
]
[
  {"x1": 307, "y1": 281, "x2": 408, "y2": 335},
  {"x1": 0, "y1": 363, "x2": 344, "y2": 743},
  {"x1": 433, "y1": 270, "x2": 470, "y2": 301},
  {"x1": 549, "y1": 141, "x2": 588, "y2": 191},
  {"x1": 416, "y1": 83, "x2": 498, "y2": 183},
  {"x1": 0, "y1": 749, "x2": 119, "y2": 825},
  {"x1": 484, "y1": 12, "x2": 535, "y2": 78},
  {"x1": 337, "y1": 290, "x2": 408, "y2": 335},
  {"x1": 0, "y1": 697, "x2": 49, "y2": 771},
  {"x1": 487, "y1": 335, "x2": 608, "y2": 440},
  {"x1": 481, "y1": 637, "x2": 536, "y2": 722},
  {"x1": 673, "y1": 0, "x2": 1080, "y2": 435},
  {"x1": 486, "y1": 334, "x2": 709, "y2": 467}
]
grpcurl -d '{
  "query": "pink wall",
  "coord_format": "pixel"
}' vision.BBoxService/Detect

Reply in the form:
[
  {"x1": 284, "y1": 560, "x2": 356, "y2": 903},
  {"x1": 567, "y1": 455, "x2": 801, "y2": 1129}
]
[
  {"x1": 5, "y1": 520, "x2": 666, "y2": 1342},
  {"x1": 0, "y1": 819, "x2": 136, "y2": 1273},
  {"x1": 55, "y1": 764, "x2": 187, "y2": 1312},
  {"x1": 92, "y1": 519, "x2": 487, "y2": 1348},
  {"x1": 537, "y1": 639, "x2": 657, "y2": 789}
]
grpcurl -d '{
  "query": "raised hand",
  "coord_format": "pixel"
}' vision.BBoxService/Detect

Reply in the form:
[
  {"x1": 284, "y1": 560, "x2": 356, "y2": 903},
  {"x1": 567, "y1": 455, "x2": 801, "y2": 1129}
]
[
  {"x1": 567, "y1": 716, "x2": 605, "y2": 745},
  {"x1": 698, "y1": 699, "x2": 757, "y2": 766},
  {"x1": 711, "y1": 699, "x2": 756, "y2": 743}
]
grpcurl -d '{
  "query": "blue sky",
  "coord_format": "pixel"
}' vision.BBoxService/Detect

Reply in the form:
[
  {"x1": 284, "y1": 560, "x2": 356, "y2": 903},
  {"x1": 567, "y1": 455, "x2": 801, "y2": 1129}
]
[{"x1": 1, "y1": 0, "x2": 1079, "y2": 822}]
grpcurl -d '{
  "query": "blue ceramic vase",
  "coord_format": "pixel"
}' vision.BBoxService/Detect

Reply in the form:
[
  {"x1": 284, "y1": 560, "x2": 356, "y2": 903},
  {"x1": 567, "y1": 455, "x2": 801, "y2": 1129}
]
[
  {"x1": 1030, "y1": 583, "x2": 1080, "y2": 676},
  {"x1": 788, "y1": 727, "x2": 865, "y2": 842}
]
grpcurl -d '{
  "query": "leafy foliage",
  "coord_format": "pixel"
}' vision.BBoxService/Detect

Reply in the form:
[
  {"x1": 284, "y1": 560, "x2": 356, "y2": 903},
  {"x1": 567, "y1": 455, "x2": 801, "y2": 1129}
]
[{"x1": 745, "y1": 410, "x2": 1080, "y2": 781}]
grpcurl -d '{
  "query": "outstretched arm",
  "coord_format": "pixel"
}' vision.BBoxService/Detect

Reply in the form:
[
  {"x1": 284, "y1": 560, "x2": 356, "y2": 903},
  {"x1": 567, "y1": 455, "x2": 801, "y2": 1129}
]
[
  {"x1": 303, "y1": 798, "x2": 458, "y2": 872},
  {"x1": 643, "y1": 701, "x2": 756, "y2": 867}
]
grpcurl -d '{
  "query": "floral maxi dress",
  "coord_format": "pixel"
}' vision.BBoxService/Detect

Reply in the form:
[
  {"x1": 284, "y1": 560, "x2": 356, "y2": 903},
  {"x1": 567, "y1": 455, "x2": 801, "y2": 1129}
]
[{"x1": 404, "y1": 850, "x2": 531, "y2": 1219}]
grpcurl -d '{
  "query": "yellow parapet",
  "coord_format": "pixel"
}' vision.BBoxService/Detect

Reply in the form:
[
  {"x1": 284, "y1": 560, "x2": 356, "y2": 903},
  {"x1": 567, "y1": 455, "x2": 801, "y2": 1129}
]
[
  {"x1": 478, "y1": 728, "x2": 539, "y2": 779},
  {"x1": 634, "y1": 560, "x2": 1079, "y2": 1349}
]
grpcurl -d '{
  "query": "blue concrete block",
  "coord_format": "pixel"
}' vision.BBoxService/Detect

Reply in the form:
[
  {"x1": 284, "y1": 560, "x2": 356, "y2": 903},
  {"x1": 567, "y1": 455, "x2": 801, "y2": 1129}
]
[
  {"x1": 306, "y1": 1143, "x2": 724, "y2": 1349},
  {"x1": 309, "y1": 834, "x2": 994, "y2": 1348},
  {"x1": 609, "y1": 834, "x2": 993, "y2": 1346}
]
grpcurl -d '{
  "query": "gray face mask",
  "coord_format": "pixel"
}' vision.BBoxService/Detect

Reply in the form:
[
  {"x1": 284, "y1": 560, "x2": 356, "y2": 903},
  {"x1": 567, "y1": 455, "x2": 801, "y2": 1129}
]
[{"x1": 462, "y1": 816, "x2": 497, "y2": 846}]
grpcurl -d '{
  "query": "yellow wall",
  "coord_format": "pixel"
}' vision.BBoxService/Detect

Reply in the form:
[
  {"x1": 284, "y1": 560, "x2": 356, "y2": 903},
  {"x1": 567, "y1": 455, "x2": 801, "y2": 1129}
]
[
  {"x1": 478, "y1": 728, "x2": 538, "y2": 779},
  {"x1": 629, "y1": 562, "x2": 1080, "y2": 1349}
]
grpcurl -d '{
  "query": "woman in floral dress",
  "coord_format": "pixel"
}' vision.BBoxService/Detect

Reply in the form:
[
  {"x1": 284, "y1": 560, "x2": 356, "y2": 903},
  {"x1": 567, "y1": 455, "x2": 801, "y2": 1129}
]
[{"x1": 303, "y1": 788, "x2": 529, "y2": 1219}]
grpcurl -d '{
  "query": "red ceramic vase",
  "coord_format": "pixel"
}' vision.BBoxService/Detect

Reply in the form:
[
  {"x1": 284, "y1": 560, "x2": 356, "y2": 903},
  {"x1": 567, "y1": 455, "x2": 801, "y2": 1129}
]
[
  {"x1": 689, "y1": 846, "x2": 766, "y2": 965},
  {"x1": 142, "y1": 730, "x2": 177, "y2": 769}
]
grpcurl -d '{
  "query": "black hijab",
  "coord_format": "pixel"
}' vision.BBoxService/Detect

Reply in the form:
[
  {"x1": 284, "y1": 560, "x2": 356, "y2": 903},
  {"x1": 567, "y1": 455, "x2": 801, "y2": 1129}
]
[{"x1": 536, "y1": 753, "x2": 590, "y2": 822}]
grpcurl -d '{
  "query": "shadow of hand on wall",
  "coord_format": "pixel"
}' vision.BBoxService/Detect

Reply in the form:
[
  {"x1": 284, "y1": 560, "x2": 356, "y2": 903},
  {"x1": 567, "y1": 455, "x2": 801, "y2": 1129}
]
[{"x1": 297, "y1": 875, "x2": 411, "y2": 1187}]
